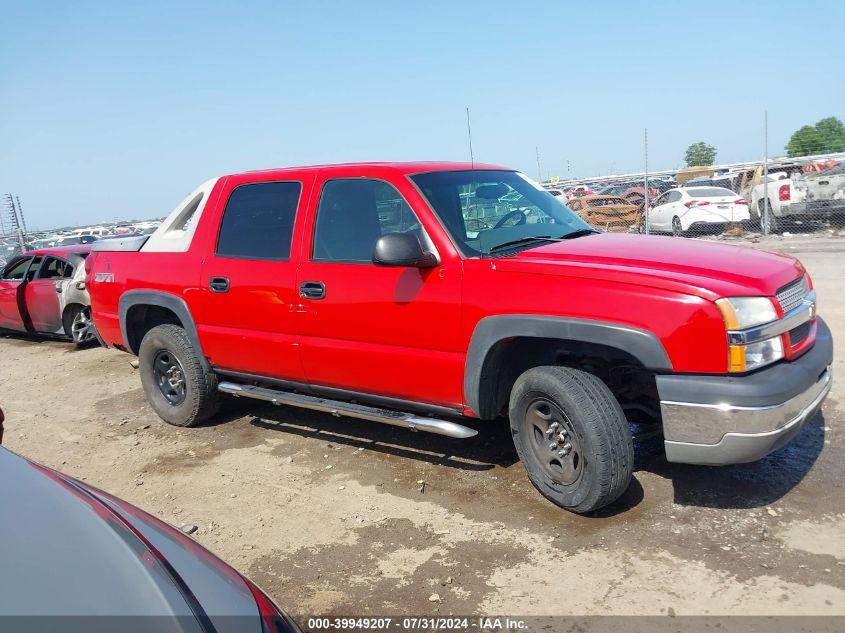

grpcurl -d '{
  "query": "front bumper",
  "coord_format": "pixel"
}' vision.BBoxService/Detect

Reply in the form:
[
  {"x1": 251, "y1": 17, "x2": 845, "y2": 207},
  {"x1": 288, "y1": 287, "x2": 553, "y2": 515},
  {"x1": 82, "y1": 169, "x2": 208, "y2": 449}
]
[{"x1": 658, "y1": 318, "x2": 833, "y2": 465}]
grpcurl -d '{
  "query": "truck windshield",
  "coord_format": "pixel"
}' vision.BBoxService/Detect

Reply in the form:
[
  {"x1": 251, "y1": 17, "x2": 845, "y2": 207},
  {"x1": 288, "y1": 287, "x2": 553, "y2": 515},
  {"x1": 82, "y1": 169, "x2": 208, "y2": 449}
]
[{"x1": 410, "y1": 170, "x2": 594, "y2": 257}]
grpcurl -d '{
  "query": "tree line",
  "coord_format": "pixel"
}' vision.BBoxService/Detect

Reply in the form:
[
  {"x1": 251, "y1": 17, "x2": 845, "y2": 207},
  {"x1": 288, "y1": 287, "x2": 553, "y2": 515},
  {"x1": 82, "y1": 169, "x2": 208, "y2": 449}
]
[{"x1": 683, "y1": 116, "x2": 845, "y2": 167}]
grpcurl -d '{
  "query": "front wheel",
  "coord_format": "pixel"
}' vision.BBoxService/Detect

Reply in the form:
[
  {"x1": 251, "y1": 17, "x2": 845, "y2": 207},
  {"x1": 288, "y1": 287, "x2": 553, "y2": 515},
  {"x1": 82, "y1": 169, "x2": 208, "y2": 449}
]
[
  {"x1": 138, "y1": 324, "x2": 220, "y2": 427},
  {"x1": 509, "y1": 366, "x2": 633, "y2": 514}
]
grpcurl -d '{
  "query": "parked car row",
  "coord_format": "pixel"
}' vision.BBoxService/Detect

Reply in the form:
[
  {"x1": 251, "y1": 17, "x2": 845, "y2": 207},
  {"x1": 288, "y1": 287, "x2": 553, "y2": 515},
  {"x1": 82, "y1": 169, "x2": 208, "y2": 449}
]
[
  {"x1": 549, "y1": 156, "x2": 845, "y2": 236},
  {"x1": 1, "y1": 220, "x2": 163, "y2": 267}
]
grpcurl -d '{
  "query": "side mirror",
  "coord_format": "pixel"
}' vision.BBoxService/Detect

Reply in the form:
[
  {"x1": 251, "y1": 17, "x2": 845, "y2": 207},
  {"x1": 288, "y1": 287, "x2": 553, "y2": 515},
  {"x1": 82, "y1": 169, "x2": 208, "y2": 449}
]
[{"x1": 373, "y1": 233, "x2": 438, "y2": 268}]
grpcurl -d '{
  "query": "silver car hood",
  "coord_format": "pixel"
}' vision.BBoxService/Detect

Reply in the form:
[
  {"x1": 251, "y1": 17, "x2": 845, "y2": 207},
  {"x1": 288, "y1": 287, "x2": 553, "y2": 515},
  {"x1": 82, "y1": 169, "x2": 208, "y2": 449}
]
[{"x1": 0, "y1": 447, "x2": 260, "y2": 632}]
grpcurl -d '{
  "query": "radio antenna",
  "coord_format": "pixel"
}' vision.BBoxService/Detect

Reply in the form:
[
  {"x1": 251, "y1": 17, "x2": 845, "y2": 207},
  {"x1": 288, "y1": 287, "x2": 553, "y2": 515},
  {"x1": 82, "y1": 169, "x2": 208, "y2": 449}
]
[{"x1": 466, "y1": 107, "x2": 475, "y2": 169}]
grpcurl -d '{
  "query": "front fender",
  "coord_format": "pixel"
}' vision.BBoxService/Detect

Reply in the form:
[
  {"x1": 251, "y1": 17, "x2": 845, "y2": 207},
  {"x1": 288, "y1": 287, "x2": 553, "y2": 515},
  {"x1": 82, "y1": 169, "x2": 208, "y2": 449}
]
[{"x1": 464, "y1": 315, "x2": 672, "y2": 418}]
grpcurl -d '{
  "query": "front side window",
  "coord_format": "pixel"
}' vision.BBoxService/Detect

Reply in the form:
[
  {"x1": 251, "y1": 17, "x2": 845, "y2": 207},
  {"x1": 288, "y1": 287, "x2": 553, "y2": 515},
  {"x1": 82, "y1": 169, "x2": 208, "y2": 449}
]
[
  {"x1": 411, "y1": 170, "x2": 593, "y2": 257},
  {"x1": 216, "y1": 181, "x2": 302, "y2": 260},
  {"x1": 312, "y1": 179, "x2": 429, "y2": 263},
  {"x1": 2, "y1": 257, "x2": 31, "y2": 280}
]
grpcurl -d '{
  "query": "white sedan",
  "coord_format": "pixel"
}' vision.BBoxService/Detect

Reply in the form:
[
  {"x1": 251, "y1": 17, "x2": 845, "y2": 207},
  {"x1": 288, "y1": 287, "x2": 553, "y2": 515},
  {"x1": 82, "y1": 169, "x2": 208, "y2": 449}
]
[{"x1": 646, "y1": 187, "x2": 750, "y2": 236}]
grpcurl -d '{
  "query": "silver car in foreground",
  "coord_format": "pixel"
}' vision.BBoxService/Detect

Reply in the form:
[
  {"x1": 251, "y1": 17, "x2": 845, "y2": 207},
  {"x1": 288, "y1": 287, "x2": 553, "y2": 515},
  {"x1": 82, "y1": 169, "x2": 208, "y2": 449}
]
[{"x1": 0, "y1": 408, "x2": 301, "y2": 633}]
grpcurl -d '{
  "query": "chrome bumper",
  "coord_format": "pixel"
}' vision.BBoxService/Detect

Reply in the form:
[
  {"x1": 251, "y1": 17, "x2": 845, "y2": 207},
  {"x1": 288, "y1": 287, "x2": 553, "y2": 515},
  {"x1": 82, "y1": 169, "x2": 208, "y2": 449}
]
[
  {"x1": 658, "y1": 317, "x2": 833, "y2": 465},
  {"x1": 662, "y1": 366, "x2": 831, "y2": 465}
]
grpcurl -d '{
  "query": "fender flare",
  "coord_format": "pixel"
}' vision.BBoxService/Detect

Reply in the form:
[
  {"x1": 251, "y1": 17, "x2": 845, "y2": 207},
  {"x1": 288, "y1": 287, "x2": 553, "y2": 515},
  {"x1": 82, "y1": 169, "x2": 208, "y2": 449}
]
[
  {"x1": 118, "y1": 290, "x2": 208, "y2": 368},
  {"x1": 464, "y1": 315, "x2": 673, "y2": 418}
]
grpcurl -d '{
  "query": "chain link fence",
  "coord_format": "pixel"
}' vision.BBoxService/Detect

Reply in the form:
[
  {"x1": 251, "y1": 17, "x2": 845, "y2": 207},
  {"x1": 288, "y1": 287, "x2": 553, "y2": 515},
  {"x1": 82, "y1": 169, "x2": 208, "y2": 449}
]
[{"x1": 544, "y1": 152, "x2": 845, "y2": 241}]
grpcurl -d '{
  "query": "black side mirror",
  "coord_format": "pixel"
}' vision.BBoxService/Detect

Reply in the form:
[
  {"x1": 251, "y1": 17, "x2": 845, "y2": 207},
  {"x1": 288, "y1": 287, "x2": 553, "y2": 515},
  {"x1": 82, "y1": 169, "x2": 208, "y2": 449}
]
[{"x1": 372, "y1": 233, "x2": 438, "y2": 268}]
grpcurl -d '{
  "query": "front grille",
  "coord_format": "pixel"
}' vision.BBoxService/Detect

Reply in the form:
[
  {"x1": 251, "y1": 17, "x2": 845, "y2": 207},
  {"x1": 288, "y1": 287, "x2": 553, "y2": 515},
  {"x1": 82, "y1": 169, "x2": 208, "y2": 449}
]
[
  {"x1": 776, "y1": 276, "x2": 809, "y2": 313},
  {"x1": 789, "y1": 320, "x2": 812, "y2": 347}
]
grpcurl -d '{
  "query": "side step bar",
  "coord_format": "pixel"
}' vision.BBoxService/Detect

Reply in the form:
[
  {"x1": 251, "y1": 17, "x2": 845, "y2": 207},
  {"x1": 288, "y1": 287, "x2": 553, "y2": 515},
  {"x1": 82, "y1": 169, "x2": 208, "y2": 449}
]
[{"x1": 217, "y1": 382, "x2": 478, "y2": 439}]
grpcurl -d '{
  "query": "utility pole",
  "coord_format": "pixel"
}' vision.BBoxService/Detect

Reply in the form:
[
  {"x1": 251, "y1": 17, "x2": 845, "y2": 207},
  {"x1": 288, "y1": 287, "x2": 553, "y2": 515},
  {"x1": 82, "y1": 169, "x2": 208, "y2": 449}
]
[
  {"x1": 3, "y1": 194, "x2": 27, "y2": 251},
  {"x1": 536, "y1": 146, "x2": 543, "y2": 182},
  {"x1": 762, "y1": 111, "x2": 770, "y2": 235},
  {"x1": 16, "y1": 196, "x2": 28, "y2": 240},
  {"x1": 465, "y1": 107, "x2": 475, "y2": 168}
]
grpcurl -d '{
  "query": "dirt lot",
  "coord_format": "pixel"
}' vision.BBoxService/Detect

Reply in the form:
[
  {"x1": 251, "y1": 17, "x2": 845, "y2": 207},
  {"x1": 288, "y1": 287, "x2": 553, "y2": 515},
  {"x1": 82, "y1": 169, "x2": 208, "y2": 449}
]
[{"x1": 1, "y1": 237, "x2": 844, "y2": 622}]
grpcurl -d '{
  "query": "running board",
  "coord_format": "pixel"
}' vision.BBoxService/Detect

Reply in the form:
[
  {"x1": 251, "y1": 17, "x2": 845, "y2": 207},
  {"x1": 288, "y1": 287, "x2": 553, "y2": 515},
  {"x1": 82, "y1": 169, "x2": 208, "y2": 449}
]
[{"x1": 217, "y1": 382, "x2": 478, "y2": 439}]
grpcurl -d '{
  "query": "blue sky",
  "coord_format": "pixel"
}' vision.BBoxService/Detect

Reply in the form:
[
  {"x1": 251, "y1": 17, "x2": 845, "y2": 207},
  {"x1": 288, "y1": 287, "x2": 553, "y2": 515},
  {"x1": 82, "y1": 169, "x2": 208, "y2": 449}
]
[{"x1": 1, "y1": 0, "x2": 843, "y2": 229}]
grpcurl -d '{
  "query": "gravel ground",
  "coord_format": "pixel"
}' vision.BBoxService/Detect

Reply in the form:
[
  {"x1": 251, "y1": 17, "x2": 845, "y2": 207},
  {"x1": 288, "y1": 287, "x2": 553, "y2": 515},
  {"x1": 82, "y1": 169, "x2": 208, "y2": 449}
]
[{"x1": 0, "y1": 238, "x2": 843, "y2": 623}]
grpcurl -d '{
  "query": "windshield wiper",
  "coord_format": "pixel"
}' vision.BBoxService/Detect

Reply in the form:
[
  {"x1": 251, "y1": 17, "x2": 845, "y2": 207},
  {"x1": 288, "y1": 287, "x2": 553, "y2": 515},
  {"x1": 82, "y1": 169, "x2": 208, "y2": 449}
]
[
  {"x1": 559, "y1": 228, "x2": 599, "y2": 240},
  {"x1": 486, "y1": 229, "x2": 599, "y2": 256},
  {"x1": 487, "y1": 235, "x2": 555, "y2": 255}
]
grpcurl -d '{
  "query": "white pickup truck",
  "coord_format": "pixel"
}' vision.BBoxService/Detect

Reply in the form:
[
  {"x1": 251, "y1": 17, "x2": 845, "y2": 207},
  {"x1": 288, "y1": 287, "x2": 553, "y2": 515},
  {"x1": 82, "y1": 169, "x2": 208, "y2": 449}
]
[{"x1": 749, "y1": 166, "x2": 845, "y2": 232}]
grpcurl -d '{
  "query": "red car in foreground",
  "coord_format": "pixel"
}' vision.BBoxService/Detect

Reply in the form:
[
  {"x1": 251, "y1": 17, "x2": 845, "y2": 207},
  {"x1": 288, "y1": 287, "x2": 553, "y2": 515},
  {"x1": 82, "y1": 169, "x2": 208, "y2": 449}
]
[{"x1": 86, "y1": 162, "x2": 832, "y2": 513}]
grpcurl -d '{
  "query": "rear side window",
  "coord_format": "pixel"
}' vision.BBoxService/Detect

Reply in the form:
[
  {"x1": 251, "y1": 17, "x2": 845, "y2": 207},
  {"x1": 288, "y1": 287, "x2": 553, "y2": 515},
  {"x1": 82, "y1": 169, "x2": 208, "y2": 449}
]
[
  {"x1": 39, "y1": 257, "x2": 74, "y2": 279},
  {"x1": 216, "y1": 181, "x2": 302, "y2": 260}
]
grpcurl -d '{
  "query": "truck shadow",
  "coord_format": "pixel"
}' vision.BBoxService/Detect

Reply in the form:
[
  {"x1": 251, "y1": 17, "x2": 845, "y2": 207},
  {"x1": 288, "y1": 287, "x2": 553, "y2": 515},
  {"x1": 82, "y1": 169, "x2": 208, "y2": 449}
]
[
  {"x1": 222, "y1": 399, "x2": 824, "y2": 513},
  {"x1": 242, "y1": 402, "x2": 646, "y2": 516},
  {"x1": 236, "y1": 400, "x2": 520, "y2": 472},
  {"x1": 637, "y1": 413, "x2": 827, "y2": 509}
]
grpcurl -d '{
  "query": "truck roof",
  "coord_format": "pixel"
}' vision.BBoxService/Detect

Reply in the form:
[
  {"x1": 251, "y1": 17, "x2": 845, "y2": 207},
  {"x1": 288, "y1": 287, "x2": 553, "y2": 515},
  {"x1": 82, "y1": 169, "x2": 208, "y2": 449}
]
[{"x1": 233, "y1": 161, "x2": 511, "y2": 178}]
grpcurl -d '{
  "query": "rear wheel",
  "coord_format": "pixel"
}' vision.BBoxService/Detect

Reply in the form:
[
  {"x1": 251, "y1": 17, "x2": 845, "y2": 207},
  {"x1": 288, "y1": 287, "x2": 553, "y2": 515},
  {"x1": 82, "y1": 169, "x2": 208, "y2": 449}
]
[
  {"x1": 64, "y1": 305, "x2": 96, "y2": 346},
  {"x1": 758, "y1": 200, "x2": 779, "y2": 234},
  {"x1": 671, "y1": 216, "x2": 684, "y2": 237},
  {"x1": 138, "y1": 324, "x2": 220, "y2": 427},
  {"x1": 509, "y1": 366, "x2": 633, "y2": 514}
]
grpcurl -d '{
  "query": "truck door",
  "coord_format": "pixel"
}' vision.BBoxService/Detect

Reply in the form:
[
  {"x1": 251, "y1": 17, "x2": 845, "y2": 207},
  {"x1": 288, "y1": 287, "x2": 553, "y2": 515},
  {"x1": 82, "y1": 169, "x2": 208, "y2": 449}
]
[
  {"x1": 197, "y1": 173, "x2": 312, "y2": 381},
  {"x1": 295, "y1": 173, "x2": 464, "y2": 408},
  {"x1": 0, "y1": 256, "x2": 32, "y2": 331}
]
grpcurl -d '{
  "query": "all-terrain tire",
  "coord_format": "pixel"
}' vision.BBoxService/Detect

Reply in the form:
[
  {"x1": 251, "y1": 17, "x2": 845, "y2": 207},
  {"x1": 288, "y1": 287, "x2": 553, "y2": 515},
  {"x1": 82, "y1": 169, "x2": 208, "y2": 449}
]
[
  {"x1": 138, "y1": 324, "x2": 220, "y2": 427},
  {"x1": 509, "y1": 366, "x2": 633, "y2": 514}
]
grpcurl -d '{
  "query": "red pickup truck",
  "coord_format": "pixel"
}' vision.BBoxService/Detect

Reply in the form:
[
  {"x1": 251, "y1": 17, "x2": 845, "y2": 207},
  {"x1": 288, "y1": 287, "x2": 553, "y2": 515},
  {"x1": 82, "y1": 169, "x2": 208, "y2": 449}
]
[{"x1": 86, "y1": 162, "x2": 833, "y2": 513}]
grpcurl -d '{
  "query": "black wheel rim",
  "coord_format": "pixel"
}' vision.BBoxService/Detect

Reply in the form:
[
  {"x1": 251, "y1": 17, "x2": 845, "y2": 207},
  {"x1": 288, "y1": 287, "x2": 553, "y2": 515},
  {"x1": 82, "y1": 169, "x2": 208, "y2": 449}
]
[
  {"x1": 523, "y1": 398, "x2": 583, "y2": 486},
  {"x1": 153, "y1": 350, "x2": 187, "y2": 406}
]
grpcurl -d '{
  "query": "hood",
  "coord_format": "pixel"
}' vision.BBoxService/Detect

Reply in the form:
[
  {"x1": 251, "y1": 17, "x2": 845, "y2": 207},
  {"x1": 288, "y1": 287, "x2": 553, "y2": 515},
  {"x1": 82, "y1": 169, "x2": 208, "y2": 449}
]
[
  {"x1": 505, "y1": 233, "x2": 804, "y2": 299},
  {"x1": 0, "y1": 447, "x2": 259, "y2": 630}
]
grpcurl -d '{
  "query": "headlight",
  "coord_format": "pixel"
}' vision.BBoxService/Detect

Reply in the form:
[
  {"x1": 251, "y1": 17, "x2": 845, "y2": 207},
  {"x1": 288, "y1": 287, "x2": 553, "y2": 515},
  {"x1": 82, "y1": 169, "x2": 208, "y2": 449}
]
[
  {"x1": 715, "y1": 297, "x2": 778, "y2": 330},
  {"x1": 728, "y1": 336, "x2": 784, "y2": 372},
  {"x1": 717, "y1": 297, "x2": 783, "y2": 372}
]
